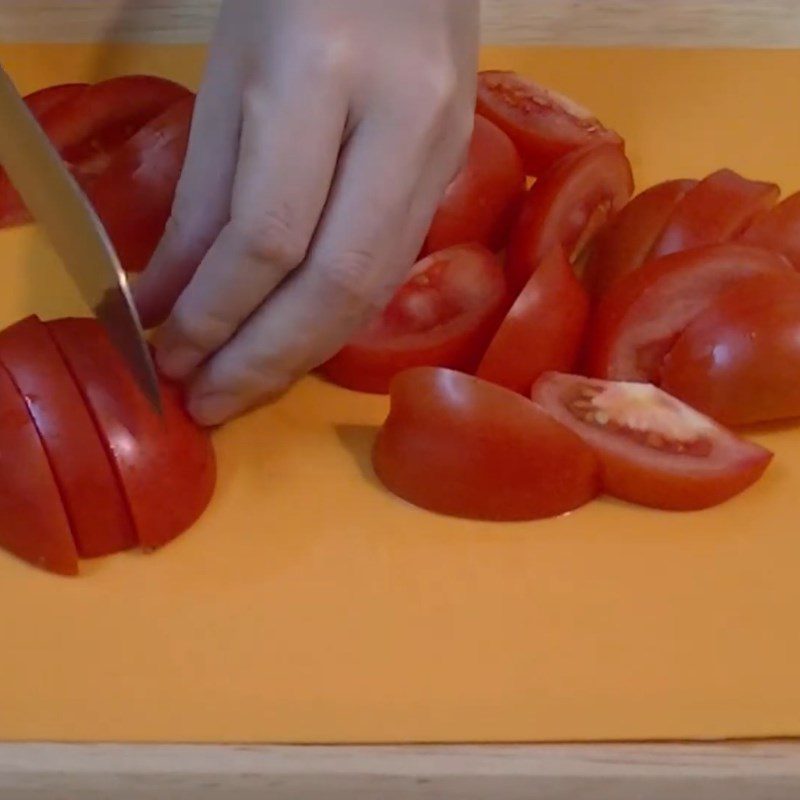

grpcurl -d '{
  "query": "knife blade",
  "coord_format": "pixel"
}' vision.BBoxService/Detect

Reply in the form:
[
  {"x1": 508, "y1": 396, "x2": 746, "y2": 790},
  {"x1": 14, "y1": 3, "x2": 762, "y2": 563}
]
[{"x1": 0, "y1": 65, "x2": 162, "y2": 412}]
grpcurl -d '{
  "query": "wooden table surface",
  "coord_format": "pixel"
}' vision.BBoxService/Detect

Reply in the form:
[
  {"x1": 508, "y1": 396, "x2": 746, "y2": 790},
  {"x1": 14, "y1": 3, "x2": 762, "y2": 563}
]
[{"x1": 2, "y1": 2, "x2": 800, "y2": 798}]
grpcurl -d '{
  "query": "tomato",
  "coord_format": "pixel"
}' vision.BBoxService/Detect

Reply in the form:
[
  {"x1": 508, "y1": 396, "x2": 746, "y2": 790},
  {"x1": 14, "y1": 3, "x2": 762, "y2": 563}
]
[
  {"x1": 583, "y1": 179, "x2": 697, "y2": 297},
  {"x1": 531, "y1": 372, "x2": 772, "y2": 510},
  {"x1": 476, "y1": 247, "x2": 589, "y2": 394},
  {"x1": 0, "y1": 362, "x2": 78, "y2": 575},
  {"x1": 662, "y1": 273, "x2": 800, "y2": 426},
  {"x1": 476, "y1": 70, "x2": 623, "y2": 176},
  {"x1": 588, "y1": 244, "x2": 791, "y2": 382},
  {"x1": 321, "y1": 245, "x2": 508, "y2": 394},
  {"x1": 48, "y1": 318, "x2": 216, "y2": 551},
  {"x1": 373, "y1": 367, "x2": 600, "y2": 520},
  {"x1": 506, "y1": 143, "x2": 633, "y2": 293},
  {"x1": 740, "y1": 191, "x2": 800, "y2": 270},
  {"x1": 648, "y1": 169, "x2": 779, "y2": 260},
  {"x1": 0, "y1": 316, "x2": 136, "y2": 558},
  {"x1": 423, "y1": 114, "x2": 525, "y2": 255}
]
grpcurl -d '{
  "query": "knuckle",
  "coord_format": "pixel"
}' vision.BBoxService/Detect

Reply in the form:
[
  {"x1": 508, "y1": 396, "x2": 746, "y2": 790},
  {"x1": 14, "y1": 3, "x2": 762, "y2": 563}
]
[
  {"x1": 168, "y1": 303, "x2": 233, "y2": 352},
  {"x1": 320, "y1": 249, "x2": 381, "y2": 309},
  {"x1": 416, "y1": 64, "x2": 460, "y2": 123},
  {"x1": 302, "y1": 37, "x2": 355, "y2": 82},
  {"x1": 229, "y1": 210, "x2": 309, "y2": 272}
]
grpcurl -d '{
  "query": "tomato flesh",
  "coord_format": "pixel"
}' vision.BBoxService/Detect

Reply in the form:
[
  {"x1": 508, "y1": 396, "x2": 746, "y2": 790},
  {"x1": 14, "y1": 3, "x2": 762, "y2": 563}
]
[{"x1": 740, "y1": 190, "x2": 800, "y2": 270}]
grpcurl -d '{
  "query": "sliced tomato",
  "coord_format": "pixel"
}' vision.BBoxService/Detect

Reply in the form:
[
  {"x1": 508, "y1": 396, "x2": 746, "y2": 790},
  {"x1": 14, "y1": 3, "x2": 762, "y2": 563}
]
[
  {"x1": 662, "y1": 273, "x2": 800, "y2": 426},
  {"x1": 321, "y1": 244, "x2": 508, "y2": 394},
  {"x1": 532, "y1": 372, "x2": 772, "y2": 511},
  {"x1": 476, "y1": 70, "x2": 623, "y2": 176},
  {"x1": 0, "y1": 362, "x2": 78, "y2": 575},
  {"x1": 648, "y1": 169, "x2": 779, "y2": 260},
  {"x1": 740, "y1": 191, "x2": 800, "y2": 270},
  {"x1": 373, "y1": 367, "x2": 600, "y2": 520},
  {"x1": 476, "y1": 247, "x2": 589, "y2": 394},
  {"x1": 583, "y1": 179, "x2": 697, "y2": 297},
  {"x1": 506, "y1": 143, "x2": 633, "y2": 293},
  {"x1": 423, "y1": 114, "x2": 525, "y2": 255},
  {"x1": 48, "y1": 318, "x2": 216, "y2": 551},
  {"x1": 588, "y1": 244, "x2": 791, "y2": 382},
  {"x1": 24, "y1": 83, "x2": 88, "y2": 121}
]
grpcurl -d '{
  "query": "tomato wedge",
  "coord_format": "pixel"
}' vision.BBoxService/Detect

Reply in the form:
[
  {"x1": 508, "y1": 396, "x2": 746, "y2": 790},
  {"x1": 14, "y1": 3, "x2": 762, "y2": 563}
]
[
  {"x1": 423, "y1": 114, "x2": 525, "y2": 254},
  {"x1": 662, "y1": 273, "x2": 800, "y2": 426},
  {"x1": 532, "y1": 372, "x2": 772, "y2": 511},
  {"x1": 48, "y1": 319, "x2": 216, "y2": 551},
  {"x1": 0, "y1": 362, "x2": 78, "y2": 575},
  {"x1": 740, "y1": 190, "x2": 800, "y2": 270},
  {"x1": 0, "y1": 316, "x2": 136, "y2": 558},
  {"x1": 24, "y1": 83, "x2": 88, "y2": 123},
  {"x1": 583, "y1": 179, "x2": 697, "y2": 297},
  {"x1": 506, "y1": 143, "x2": 633, "y2": 293},
  {"x1": 373, "y1": 368, "x2": 600, "y2": 521},
  {"x1": 321, "y1": 244, "x2": 508, "y2": 394},
  {"x1": 476, "y1": 70, "x2": 622, "y2": 176},
  {"x1": 648, "y1": 169, "x2": 779, "y2": 260},
  {"x1": 588, "y1": 244, "x2": 791, "y2": 382},
  {"x1": 477, "y1": 247, "x2": 589, "y2": 394}
]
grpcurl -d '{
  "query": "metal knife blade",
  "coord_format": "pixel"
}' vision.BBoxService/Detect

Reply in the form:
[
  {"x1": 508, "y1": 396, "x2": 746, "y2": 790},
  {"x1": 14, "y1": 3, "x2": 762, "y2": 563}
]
[{"x1": 0, "y1": 65, "x2": 162, "y2": 412}]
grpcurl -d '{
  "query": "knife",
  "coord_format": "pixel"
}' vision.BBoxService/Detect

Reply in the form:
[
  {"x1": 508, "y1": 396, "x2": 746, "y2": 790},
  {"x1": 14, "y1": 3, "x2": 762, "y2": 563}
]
[{"x1": 0, "y1": 64, "x2": 162, "y2": 412}]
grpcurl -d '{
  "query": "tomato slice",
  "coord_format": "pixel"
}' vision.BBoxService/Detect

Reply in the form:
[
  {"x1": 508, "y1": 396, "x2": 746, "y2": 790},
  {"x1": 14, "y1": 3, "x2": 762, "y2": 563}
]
[
  {"x1": 583, "y1": 179, "x2": 697, "y2": 297},
  {"x1": 506, "y1": 143, "x2": 633, "y2": 293},
  {"x1": 588, "y1": 243, "x2": 791, "y2": 382},
  {"x1": 648, "y1": 169, "x2": 779, "y2": 260},
  {"x1": 476, "y1": 247, "x2": 589, "y2": 394},
  {"x1": 662, "y1": 273, "x2": 800, "y2": 426},
  {"x1": 321, "y1": 244, "x2": 508, "y2": 394},
  {"x1": 0, "y1": 362, "x2": 77, "y2": 575},
  {"x1": 740, "y1": 190, "x2": 800, "y2": 270},
  {"x1": 48, "y1": 318, "x2": 216, "y2": 551},
  {"x1": 531, "y1": 372, "x2": 772, "y2": 511},
  {"x1": 0, "y1": 316, "x2": 136, "y2": 558},
  {"x1": 476, "y1": 71, "x2": 623, "y2": 176},
  {"x1": 373, "y1": 367, "x2": 600, "y2": 521},
  {"x1": 24, "y1": 83, "x2": 89, "y2": 121},
  {"x1": 423, "y1": 114, "x2": 525, "y2": 255}
]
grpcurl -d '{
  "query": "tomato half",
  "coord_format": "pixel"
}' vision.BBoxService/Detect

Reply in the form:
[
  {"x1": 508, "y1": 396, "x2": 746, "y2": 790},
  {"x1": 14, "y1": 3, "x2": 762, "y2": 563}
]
[
  {"x1": 476, "y1": 71, "x2": 623, "y2": 176},
  {"x1": 583, "y1": 179, "x2": 697, "y2": 297},
  {"x1": 373, "y1": 368, "x2": 600, "y2": 520},
  {"x1": 0, "y1": 362, "x2": 78, "y2": 575},
  {"x1": 476, "y1": 247, "x2": 589, "y2": 394},
  {"x1": 423, "y1": 114, "x2": 525, "y2": 255},
  {"x1": 0, "y1": 316, "x2": 136, "y2": 558},
  {"x1": 740, "y1": 191, "x2": 800, "y2": 270},
  {"x1": 662, "y1": 273, "x2": 800, "y2": 426},
  {"x1": 532, "y1": 372, "x2": 772, "y2": 511},
  {"x1": 321, "y1": 244, "x2": 508, "y2": 394},
  {"x1": 648, "y1": 169, "x2": 779, "y2": 260},
  {"x1": 48, "y1": 318, "x2": 216, "y2": 551},
  {"x1": 588, "y1": 244, "x2": 791, "y2": 382},
  {"x1": 506, "y1": 143, "x2": 633, "y2": 293}
]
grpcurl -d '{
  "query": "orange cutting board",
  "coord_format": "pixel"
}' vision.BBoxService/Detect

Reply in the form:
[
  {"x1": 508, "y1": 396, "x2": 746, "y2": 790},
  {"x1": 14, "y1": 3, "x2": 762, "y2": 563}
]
[{"x1": 1, "y1": 44, "x2": 800, "y2": 744}]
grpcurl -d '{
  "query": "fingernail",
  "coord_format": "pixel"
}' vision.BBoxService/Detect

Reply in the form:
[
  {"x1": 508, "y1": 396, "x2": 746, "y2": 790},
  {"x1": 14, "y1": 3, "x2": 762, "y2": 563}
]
[
  {"x1": 157, "y1": 346, "x2": 203, "y2": 380},
  {"x1": 188, "y1": 393, "x2": 238, "y2": 427}
]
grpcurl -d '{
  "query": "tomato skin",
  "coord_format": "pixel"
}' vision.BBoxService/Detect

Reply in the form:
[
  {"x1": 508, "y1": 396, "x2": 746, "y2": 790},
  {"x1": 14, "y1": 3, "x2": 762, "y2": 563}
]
[
  {"x1": 476, "y1": 71, "x2": 623, "y2": 176},
  {"x1": 506, "y1": 143, "x2": 633, "y2": 293},
  {"x1": 662, "y1": 273, "x2": 800, "y2": 427},
  {"x1": 648, "y1": 169, "x2": 779, "y2": 260},
  {"x1": 373, "y1": 368, "x2": 600, "y2": 521},
  {"x1": 532, "y1": 372, "x2": 772, "y2": 511},
  {"x1": 423, "y1": 114, "x2": 525, "y2": 255},
  {"x1": 740, "y1": 191, "x2": 800, "y2": 270},
  {"x1": 477, "y1": 247, "x2": 589, "y2": 394}
]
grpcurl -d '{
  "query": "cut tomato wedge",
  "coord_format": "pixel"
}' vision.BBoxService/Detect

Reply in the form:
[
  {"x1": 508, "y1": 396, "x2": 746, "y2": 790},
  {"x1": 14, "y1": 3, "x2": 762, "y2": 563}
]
[
  {"x1": 532, "y1": 372, "x2": 772, "y2": 511},
  {"x1": 740, "y1": 190, "x2": 800, "y2": 270},
  {"x1": 373, "y1": 368, "x2": 600, "y2": 521},
  {"x1": 24, "y1": 83, "x2": 89, "y2": 122}
]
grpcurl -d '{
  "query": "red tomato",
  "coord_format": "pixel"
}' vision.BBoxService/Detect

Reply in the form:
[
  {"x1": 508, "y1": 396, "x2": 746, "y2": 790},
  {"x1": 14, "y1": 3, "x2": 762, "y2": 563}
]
[
  {"x1": 423, "y1": 114, "x2": 525, "y2": 254},
  {"x1": 662, "y1": 273, "x2": 800, "y2": 426},
  {"x1": 0, "y1": 363, "x2": 78, "y2": 575},
  {"x1": 531, "y1": 372, "x2": 772, "y2": 510},
  {"x1": 48, "y1": 318, "x2": 216, "y2": 551},
  {"x1": 588, "y1": 244, "x2": 791, "y2": 382},
  {"x1": 583, "y1": 179, "x2": 697, "y2": 297},
  {"x1": 321, "y1": 245, "x2": 508, "y2": 394},
  {"x1": 373, "y1": 367, "x2": 600, "y2": 520},
  {"x1": 740, "y1": 190, "x2": 800, "y2": 270},
  {"x1": 648, "y1": 169, "x2": 779, "y2": 260},
  {"x1": 476, "y1": 247, "x2": 589, "y2": 394},
  {"x1": 506, "y1": 143, "x2": 633, "y2": 293},
  {"x1": 0, "y1": 316, "x2": 136, "y2": 558},
  {"x1": 476, "y1": 70, "x2": 623, "y2": 176}
]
